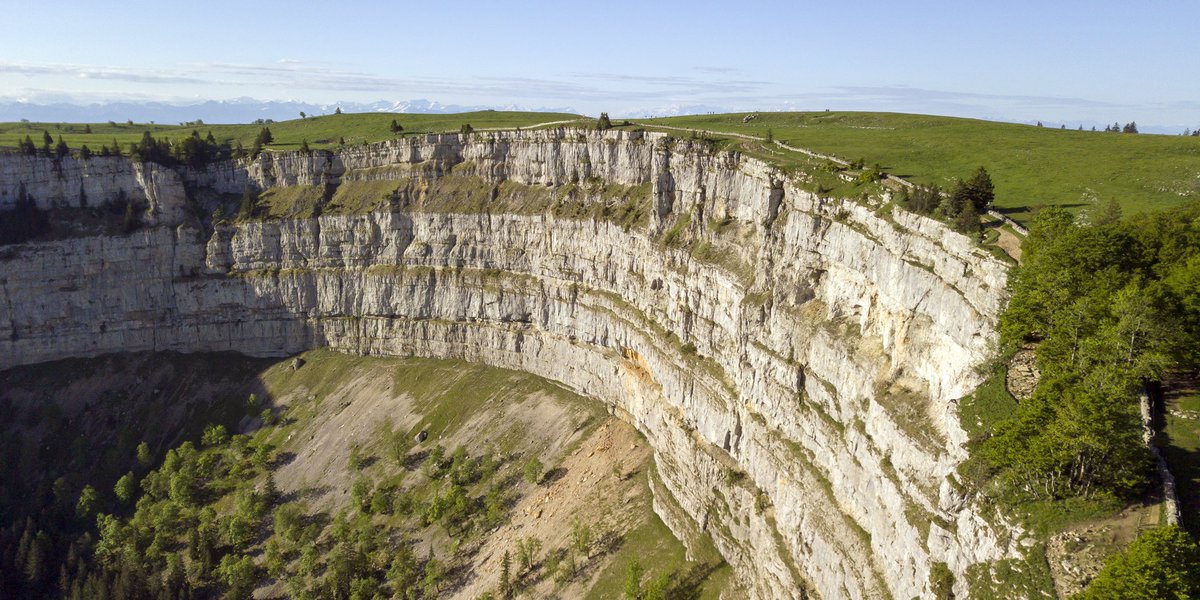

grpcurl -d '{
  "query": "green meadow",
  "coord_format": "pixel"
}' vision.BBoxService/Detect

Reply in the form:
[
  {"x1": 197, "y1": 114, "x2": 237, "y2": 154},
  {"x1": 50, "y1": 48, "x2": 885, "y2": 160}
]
[
  {"x1": 642, "y1": 112, "x2": 1200, "y2": 223},
  {"x1": 0, "y1": 110, "x2": 582, "y2": 153}
]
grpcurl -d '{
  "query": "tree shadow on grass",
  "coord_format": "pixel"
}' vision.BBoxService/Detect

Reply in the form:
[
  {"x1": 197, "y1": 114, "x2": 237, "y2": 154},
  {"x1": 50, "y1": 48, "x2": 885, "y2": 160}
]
[
  {"x1": 272, "y1": 450, "x2": 297, "y2": 469},
  {"x1": 301, "y1": 484, "x2": 332, "y2": 500},
  {"x1": 667, "y1": 559, "x2": 727, "y2": 600},
  {"x1": 594, "y1": 529, "x2": 625, "y2": 558},
  {"x1": 404, "y1": 448, "x2": 429, "y2": 471},
  {"x1": 993, "y1": 202, "x2": 1088, "y2": 217}
]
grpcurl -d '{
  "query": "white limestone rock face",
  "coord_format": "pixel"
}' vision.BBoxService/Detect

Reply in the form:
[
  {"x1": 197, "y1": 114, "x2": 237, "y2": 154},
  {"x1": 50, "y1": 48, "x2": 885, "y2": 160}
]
[
  {"x1": 0, "y1": 155, "x2": 186, "y2": 215},
  {"x1": 0, "y1": 129, "x2": 1017, "y2": 599}
]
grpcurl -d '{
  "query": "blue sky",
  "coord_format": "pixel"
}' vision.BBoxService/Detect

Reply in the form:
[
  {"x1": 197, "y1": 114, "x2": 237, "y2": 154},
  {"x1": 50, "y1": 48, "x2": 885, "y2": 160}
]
[{"x1": 1, "y1": 0, "x2": 1198, "y2": 129}]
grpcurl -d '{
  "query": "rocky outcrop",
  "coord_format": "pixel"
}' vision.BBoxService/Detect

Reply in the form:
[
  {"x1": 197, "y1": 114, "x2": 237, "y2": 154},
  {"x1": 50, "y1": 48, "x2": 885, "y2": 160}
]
[{"x1": 0, "y1": 129, "x2": 1015, "y2": 599}]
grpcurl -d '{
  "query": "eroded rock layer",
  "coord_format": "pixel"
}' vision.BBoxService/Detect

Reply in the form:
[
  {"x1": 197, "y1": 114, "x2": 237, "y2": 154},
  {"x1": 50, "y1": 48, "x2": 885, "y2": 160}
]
[{"x1": 0, "y1": 129, "x2": 1013, "y2": 599}]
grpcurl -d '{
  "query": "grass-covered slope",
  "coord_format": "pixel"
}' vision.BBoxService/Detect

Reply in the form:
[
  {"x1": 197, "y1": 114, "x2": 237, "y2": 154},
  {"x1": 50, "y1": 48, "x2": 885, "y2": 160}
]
[
  {"x1": 643, "y1": 112, "x2": 1200, "y2": 223},
  {"x1": 0, "y1": 350, "x2": 732, "y2": 600}
]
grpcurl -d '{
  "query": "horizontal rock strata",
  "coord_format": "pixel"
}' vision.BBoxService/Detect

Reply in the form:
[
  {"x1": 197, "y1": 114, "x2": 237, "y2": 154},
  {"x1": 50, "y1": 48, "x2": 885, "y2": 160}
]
[{"x1": 0, "y1": 129, "x2": 1013, "y2": 599}]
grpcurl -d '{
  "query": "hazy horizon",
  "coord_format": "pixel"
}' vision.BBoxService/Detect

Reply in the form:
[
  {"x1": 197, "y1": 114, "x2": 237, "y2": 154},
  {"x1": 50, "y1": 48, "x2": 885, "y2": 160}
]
[{"x1": 2, "y1": 0, "x2": 1198, "y2": 131}]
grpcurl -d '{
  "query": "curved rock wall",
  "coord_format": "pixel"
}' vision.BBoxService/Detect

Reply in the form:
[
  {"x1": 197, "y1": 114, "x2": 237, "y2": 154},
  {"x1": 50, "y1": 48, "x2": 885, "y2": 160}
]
[{"x1": 0, "y1": 129, "x2": 1014, "y2": 599}]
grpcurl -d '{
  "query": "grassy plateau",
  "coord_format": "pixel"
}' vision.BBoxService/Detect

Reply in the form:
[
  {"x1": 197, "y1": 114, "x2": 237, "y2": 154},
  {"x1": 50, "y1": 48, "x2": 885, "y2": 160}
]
[
  {"x1": 0, "y1": 110, "x2": 582, "y2": 153},
  {"x1": 640, "y1": 111, "x2": 1200, "y2": 223}
]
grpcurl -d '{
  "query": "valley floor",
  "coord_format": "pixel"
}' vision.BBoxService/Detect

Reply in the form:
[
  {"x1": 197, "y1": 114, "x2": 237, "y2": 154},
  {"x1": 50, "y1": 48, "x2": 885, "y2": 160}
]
[{"x1": 0, "y1": 350, "x2": 734, "y2": 600}]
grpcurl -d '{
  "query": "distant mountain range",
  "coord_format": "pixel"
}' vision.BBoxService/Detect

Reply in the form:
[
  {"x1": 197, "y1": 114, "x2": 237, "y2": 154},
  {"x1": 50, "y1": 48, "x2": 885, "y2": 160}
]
[{"x1": 0, "y1": 98, "x2": 580, "y2": 124}]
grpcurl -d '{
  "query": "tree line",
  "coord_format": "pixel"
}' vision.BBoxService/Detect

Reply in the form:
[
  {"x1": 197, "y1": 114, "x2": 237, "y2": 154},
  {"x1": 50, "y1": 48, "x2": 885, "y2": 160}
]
[
  {"x1": 8, "y1": 129, "x2": 240, "y2": 167},
  {"x1": 895, "y1": 165, "x2": 994, "y2": 235},
  {"x1": 980, "y1": 200, "x2": 1200, "y2": 502}
]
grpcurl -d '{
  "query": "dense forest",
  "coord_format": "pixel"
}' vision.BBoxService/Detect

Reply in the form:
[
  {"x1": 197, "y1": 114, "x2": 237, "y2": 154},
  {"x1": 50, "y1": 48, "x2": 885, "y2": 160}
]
[
  {"x1": 963, "y1": 199, "x2": 1200, "y2": 597},
  {"x1": 988, "y1": 201, "x2": 1199, "y2": 501}
]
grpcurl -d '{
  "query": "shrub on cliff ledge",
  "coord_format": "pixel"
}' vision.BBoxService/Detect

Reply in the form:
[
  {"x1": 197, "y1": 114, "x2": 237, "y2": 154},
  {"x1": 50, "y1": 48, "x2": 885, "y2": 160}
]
[
  {"x1": 237, "y1": 187, "x2": 260, "y2": 221},
  {"x1": 596, "y1": 112, "x2": 613, "y2": 131}
]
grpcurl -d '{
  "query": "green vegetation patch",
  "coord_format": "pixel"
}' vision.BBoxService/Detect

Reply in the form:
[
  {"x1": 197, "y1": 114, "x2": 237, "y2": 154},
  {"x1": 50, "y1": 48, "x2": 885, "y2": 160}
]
[
  {"x1": 957, "y1": 362, "x2": 1020, "y2": 443},
  {"x1": 258, "y1": 184, "x2": 328, "y2": 219},
  {"x1": 965, "y1": 544, "x2": 1057, "y2": 600},
  {"x1": 327, "y1": 179, "x2": 408, "y2": 215}
]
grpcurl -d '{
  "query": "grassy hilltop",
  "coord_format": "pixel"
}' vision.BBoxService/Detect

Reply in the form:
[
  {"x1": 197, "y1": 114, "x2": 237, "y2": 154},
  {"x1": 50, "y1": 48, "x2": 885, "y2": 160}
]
[{"x1": 641, "y1": 112, "x2": 1200, "y2": 223}]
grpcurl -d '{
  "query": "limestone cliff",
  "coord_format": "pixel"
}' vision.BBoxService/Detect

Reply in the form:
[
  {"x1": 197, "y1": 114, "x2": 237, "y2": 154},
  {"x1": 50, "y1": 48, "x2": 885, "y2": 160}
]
[{"x1": 0, "y1": 129, "x2": 1014, "y2": 599}]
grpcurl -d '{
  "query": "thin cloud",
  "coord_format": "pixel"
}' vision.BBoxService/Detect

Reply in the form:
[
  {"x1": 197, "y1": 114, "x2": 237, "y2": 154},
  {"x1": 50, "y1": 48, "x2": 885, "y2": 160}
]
[
  {"x1": 1, "y1": 60, "x2": 1188, "y2": 128},
  {"x1": 2, "y1": 59, "x2": 771, "y2": 102},
  {"x1": 834, "y1": 85, "x2": 1119, "y2": 109},
  {"x1": 0, "y1": 61, "x2": 209, "y2": 85},
  {"x1": 569, "y1": 71, "x2": 771, "y2": 92}
]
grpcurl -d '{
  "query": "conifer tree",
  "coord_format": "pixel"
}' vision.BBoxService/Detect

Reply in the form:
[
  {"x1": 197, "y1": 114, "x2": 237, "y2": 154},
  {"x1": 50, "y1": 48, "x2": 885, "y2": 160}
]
[
  {"x1": 136, "y1": 441, "x2": 153, "y2": 469},
  {"x1": 954, "y1": 201, "x2": 980, "y2": 236},
  {"x1": 114, "y1": 472, "x2": 136, "y2": 504},
  {"x1": 965, "y1": 166, "x2": 995, "y2": 211},
  {"x1": 76, "y1": 486, "x2": 98, "y2": 518},
  {"x1": 499, "y1": 550, "x2": 513, "y2": 599}
]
